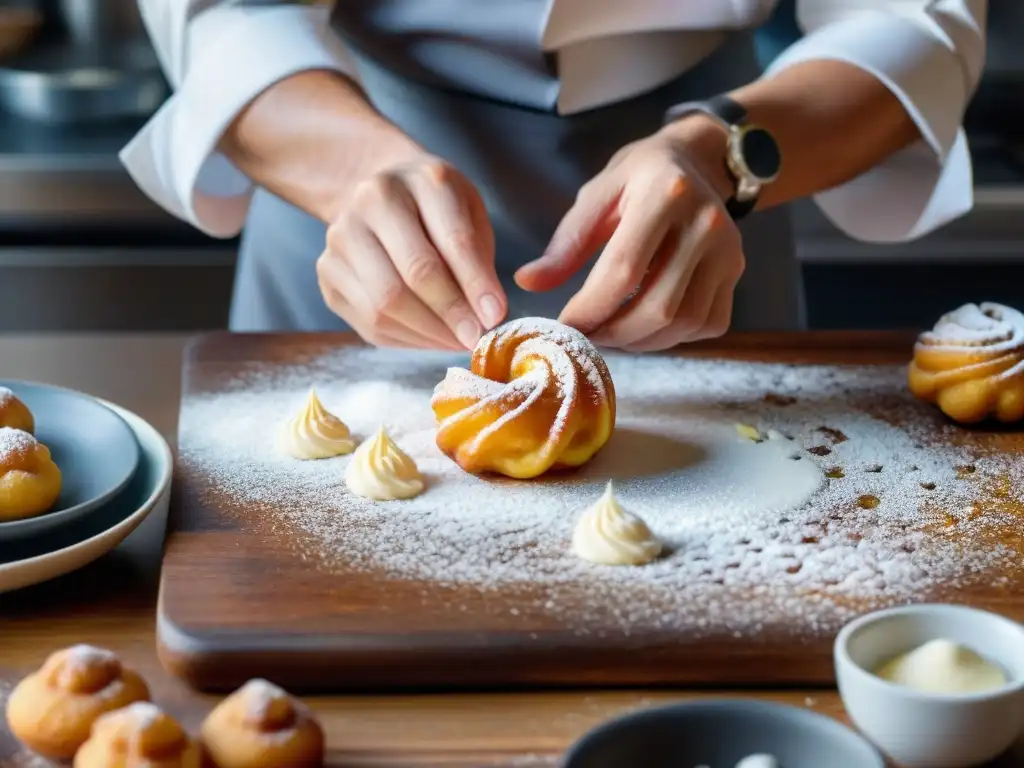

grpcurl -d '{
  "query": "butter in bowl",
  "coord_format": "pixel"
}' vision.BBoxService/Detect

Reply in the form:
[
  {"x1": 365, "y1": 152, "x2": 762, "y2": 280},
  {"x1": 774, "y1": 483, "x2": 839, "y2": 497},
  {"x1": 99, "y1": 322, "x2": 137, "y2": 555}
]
[{"x1": 835, "y1": 603, "x2": 1024, "y2": 767}]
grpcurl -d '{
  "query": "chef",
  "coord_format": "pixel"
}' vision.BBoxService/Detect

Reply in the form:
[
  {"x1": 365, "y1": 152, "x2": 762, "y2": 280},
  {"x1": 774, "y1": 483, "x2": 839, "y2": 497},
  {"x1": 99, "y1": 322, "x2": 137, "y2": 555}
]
[{"x1": 123, "y1": 1, "x2": 986, "y2": 352}]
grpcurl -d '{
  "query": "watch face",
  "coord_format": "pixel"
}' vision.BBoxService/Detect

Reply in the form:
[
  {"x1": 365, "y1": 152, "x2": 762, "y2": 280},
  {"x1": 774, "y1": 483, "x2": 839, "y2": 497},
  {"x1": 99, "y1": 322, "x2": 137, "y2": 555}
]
[{"x1": 740, "y1": 127, "x2": 781, "y2": 182}]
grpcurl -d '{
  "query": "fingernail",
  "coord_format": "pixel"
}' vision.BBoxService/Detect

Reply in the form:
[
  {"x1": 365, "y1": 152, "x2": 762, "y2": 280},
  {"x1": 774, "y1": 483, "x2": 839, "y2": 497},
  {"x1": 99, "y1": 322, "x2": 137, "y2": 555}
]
[
  {"x1": 480, "y1": 295, "x2": 503, "y2": 328},
  {"x1": 456, "y1": 319, "x2": 482, "y2": 349}
]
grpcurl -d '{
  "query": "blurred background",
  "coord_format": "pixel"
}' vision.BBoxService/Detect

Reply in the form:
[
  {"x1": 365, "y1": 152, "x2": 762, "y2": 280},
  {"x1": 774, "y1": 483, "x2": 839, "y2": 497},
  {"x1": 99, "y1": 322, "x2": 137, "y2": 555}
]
[{"x1": 0, "y1": 0, "x2": 1020, "y2": 334}]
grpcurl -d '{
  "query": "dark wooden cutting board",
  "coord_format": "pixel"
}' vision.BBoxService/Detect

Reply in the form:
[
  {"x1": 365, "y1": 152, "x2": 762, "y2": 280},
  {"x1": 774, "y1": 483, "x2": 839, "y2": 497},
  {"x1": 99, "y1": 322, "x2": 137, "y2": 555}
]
[{"x1": 158, "y1": 331, "x2": 1024, "y2": 692}]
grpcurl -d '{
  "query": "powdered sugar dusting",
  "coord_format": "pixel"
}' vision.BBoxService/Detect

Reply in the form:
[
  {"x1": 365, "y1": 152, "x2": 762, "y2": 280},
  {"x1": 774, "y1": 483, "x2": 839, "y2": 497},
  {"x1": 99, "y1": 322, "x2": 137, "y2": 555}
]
[
  {"x1": 178, "y1": 347, "x2": 1024, "y2": 638},
  {"x1": 63, "y1": 644, "x2": 117, "y2": 666},
  {"x1": 0, "y1": 387, "x2": 13, "y2": 408},
  {"x1": 921, "y1": 302, "x2": 1024, "y2": 349},
  {"x1": 0, "y1": 427, "x2": 36, "y2": 462}
]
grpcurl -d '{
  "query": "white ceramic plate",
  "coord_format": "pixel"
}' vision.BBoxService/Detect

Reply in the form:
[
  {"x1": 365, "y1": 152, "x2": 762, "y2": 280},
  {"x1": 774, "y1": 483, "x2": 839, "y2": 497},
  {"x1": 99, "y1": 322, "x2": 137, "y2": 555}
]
[{"x1": 0, "y1": 398, "x2": 172, "y2": 593}]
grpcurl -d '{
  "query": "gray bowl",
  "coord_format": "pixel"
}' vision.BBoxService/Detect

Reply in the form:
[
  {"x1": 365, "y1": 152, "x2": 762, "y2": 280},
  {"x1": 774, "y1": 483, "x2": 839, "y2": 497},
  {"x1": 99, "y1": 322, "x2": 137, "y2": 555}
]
[{"x1": 563, "y1": 699, "x2": 884, "y2": 768}]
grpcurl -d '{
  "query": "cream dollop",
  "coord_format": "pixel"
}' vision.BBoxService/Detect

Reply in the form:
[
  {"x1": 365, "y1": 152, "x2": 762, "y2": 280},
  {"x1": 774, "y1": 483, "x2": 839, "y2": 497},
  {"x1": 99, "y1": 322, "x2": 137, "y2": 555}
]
[
  {"x1": 344, "y1": 425, "x2": 424, "y2": 501},
  {"x1": 571, "y1": 482, "x2": 662, "y2": 566},
  {"x1": 278, "y1": 388, "x2": 356, "y2": 460},
  {"x1": 874, "y1": 638, "x2": 1008, "y2": 694}
]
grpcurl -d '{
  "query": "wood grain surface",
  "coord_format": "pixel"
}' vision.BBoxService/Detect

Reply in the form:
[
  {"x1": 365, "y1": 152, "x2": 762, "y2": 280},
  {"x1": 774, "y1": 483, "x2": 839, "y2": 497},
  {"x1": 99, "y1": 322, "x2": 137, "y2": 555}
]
[
  {"x1": 3, "y1": 333, "x2": 1024, "y2": 767},
  {"x1": 159, "y1": 331, "x2": 1024, "y2": 693}
]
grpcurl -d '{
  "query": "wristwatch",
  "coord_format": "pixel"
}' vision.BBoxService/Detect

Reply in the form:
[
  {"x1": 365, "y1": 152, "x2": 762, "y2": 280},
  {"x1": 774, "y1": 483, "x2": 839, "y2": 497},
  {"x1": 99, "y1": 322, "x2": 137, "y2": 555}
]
[{"x1": 664, "y1": 95, "x2": 781, "y2": 220}]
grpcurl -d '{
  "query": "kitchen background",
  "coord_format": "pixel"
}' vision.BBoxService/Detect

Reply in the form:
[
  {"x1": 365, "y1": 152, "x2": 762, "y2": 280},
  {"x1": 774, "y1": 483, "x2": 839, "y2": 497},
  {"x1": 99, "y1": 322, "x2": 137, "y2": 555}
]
[{"x1": 0, "y1": 1, "x2": 1019, "y2": 333}]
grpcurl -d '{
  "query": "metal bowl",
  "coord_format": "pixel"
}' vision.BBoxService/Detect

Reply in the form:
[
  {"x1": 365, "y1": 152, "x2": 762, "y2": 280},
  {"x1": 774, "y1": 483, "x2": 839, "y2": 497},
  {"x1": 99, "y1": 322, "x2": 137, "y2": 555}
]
[{"x1": 0, "y1": 36, "x2": 167, "y2": 123}]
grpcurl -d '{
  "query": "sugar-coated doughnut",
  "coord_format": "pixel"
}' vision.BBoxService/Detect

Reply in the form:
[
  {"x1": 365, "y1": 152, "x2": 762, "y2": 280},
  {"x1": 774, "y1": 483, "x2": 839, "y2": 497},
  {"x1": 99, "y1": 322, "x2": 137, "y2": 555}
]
[
  {"x1": 0, "y1": 427, "x2": 62, "y2": 521},
  {"x1": 4, "y1": 644, "x2": 150, "y2": 758},
  {"x1": 431, "y1": 317, "x2": 616, "y2": 479},
  {"x1": 0, "y1": 387, "x2": 33, "y2": 433},
  {"x1": 74, "y1": 702, "x2": 202, "y2": 768},
  {"x1": 200, "y1": 678, "x2": 324, "y2": 768}
]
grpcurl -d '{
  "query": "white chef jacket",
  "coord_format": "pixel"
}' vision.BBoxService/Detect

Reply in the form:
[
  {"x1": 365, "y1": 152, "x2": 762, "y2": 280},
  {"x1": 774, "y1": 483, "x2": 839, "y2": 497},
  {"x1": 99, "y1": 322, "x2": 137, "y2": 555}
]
[{"x1": 121, "y1": 1, "x2": 987, "y2": 246}]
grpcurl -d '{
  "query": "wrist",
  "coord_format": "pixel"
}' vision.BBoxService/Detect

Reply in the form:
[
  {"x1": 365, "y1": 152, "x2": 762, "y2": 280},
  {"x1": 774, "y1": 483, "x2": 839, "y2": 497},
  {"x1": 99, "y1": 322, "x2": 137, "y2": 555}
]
[{"x1": 660, "y1": 113, "x2": 735, "y2": 204}]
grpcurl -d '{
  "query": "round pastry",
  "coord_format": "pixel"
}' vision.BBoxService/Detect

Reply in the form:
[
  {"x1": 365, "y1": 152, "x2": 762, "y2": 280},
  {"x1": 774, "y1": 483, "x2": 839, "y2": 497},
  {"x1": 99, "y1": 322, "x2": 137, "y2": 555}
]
[
  {"x1": 278, "y1": 387, "x2": 356, "y2": 459},
  {"x1": 430, "y1": 317, "x2": 616, "y2": 479},
  {"x1": 0, "y1": 427, "x2": 62, "y2": 522},
  {"x1": 74, "y1": 702, "x2": 202, "y2": 768},
  {"x1": 200, "y1": 678, "x2": 325, "y2": 768},
  {"x1": 0, "y1": 386, "x2": 34, "y2": 433},
  {"x1": 5, "y1": 644, "x2": 151, "y2": 759},
  {"x1": 908, "y1": 302, "x2": 1024, "y2": 423}
]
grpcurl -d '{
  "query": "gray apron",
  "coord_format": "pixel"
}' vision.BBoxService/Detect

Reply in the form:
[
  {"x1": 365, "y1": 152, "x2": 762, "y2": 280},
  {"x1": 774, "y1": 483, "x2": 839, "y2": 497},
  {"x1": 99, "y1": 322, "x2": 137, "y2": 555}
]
[{"x1": 229, "y1": 5, "x2": 805, "y2": 333}]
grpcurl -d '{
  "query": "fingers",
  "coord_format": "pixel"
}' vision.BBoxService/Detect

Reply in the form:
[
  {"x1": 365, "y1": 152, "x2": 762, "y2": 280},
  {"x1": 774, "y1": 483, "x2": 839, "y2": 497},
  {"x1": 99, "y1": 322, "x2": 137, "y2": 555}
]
[
  {"x1": 514, "y1": 176, "x2": 621, "y2": 293},
  {"x1": 358, "y1": 177, "x2": 484, "y2": 349},
  {"x1": 405, "y1": 163, "x2": 506, "y2": 329},
  {"x1": 621, "y1": 226, "x2": 744, "y2": 352},
  {"x1": 589, "y1": 205, "x2": 720, "y2": 348},
  {"x1": 316, "y1": 249, "x2": 450, "y2": 348},
  {"x1": 557, "y1": 172, "x2": 691, "y2": 333}
]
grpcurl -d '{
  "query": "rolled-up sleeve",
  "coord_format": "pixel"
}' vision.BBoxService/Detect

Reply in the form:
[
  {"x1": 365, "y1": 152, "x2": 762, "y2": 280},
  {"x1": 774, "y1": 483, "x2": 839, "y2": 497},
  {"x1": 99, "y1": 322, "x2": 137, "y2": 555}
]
[
  {"x1": 769, "y1": 1, "x2": 987, "y2": 243},
  {"x1": 120, "y1": 1, "x2": 358, "y2": 238}
]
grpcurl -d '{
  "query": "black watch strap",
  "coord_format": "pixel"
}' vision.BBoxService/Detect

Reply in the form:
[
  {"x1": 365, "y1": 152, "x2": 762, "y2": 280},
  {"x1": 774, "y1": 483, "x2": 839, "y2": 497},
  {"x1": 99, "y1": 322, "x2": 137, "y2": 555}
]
[{"x1": 665, "y1": 95, "x2": 756, "y2": 221}]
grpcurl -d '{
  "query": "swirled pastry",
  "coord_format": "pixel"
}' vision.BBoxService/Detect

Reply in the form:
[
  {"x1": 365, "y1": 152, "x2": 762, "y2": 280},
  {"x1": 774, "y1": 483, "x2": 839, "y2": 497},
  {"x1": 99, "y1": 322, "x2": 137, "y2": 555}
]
[
  {"x1": 200, "y1": 679, "x2": 325, "y2": 768},
  {"x1": 431, "y1": 318, "x2": 616, "y2": 479},
  {"x1": 0, "y1": 427, "x2": 62, "y2": 522},
  {"x1": 908, "y1": 302, "x2": 1024, "y2": 423},
  {"x1": 0, "y1": 387, "x2": 34, "y2": 433},
  {"x1": 572, "y1": 482, "x2": 662, "y2": 565},
  {"x1": 344, "y1": 425, "x2": 424, "y2": 500},
  {"x1": 5, "y1": 645, "x2": 150, "y2": 759},
  {"x1": 278, "y1": 387, "x2": 356, "y2": 459},
  {"x1": 74, "y1": 702, "x2": 202, "y2": 768}
]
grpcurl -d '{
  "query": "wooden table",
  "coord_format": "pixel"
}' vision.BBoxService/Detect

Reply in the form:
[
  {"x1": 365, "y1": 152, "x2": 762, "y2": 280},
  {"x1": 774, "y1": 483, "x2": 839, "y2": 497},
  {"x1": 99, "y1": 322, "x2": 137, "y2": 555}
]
[{"x1": 0, "y1": 333, "x2": 1020, "y2": 767}]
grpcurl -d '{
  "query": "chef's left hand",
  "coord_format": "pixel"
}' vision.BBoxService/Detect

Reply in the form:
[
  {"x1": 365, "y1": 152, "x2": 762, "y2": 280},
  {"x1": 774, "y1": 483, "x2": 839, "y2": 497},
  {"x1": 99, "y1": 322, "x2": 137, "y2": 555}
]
[{"x1": 515, "y1": 116, "x2": 746, "y2": 351}]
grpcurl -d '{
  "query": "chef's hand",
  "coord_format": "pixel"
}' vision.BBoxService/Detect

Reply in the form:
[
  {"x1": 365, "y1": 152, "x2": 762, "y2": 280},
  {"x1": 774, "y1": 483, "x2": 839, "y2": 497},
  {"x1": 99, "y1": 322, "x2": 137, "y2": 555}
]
[
  {"x1": 515, "y1": 116, "x2": 745, "y2": 352},
  {"x1": 317, "y1": 153, "x2": 506, "y2": 351}
]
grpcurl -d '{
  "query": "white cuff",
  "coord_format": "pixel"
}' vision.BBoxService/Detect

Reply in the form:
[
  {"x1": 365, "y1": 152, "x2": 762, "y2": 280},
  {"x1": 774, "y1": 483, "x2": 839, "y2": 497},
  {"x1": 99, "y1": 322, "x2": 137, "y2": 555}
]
[
  {"x1": 120, "y1": 6, "x2": 356, "y2": 238},
  {"x1": 765, "y1": 10, "x2": 975, "y2": 242}
]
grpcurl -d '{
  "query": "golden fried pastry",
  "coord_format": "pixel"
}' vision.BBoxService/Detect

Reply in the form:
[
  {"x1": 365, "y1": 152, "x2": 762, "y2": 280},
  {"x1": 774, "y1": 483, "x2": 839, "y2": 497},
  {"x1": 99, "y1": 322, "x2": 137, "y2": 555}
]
[
  {"x1": 200, "y1": 678, "x2": 324, "y2": 768},
  {"x1": 74, "y1": 702, "x2": 202, "y2": 768},
  {"x1": 431, "y1": 317, "x2": 616, "y2": 479},
  {"x1": 908, "y1": 302, "x2": 1024, "y2": 423},
  {"x1": 0, "y1": 427, "x2": 62, "y2": 521},
  {"x1": 0, "y1": 386, "x2": 33, "y2": 433},
  {"x1": 5, "y1": 644, "x2": 151, "y2": 759}
]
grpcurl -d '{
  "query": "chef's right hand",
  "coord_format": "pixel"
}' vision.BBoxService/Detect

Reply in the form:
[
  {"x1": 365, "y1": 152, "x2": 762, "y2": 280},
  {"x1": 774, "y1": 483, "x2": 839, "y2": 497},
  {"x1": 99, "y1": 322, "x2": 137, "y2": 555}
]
[{"x1": 316, "y1": 155, "x2": 506, "y2": 351}]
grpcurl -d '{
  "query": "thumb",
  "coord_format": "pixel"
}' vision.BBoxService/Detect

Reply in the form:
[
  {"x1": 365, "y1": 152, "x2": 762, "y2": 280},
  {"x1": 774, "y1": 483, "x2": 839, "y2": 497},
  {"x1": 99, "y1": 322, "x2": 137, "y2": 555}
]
[{"x1": 515, "y1": 185, "x2": 621, "y2": 293}]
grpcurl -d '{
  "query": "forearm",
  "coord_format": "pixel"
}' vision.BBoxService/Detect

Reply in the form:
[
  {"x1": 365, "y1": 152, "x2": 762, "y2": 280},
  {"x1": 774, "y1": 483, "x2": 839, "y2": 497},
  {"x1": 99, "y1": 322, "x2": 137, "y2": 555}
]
[
  {"x1": 220, "y1": 69, "x2": 422, "y2": 223},
  {"x1": 730, "y1": 59, "x2": 922, "y2": 209}
]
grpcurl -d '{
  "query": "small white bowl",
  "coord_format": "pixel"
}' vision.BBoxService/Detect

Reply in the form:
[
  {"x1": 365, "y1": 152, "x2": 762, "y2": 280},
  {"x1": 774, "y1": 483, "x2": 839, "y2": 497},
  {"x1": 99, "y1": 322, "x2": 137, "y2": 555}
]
[{"x1": 835, "y1": 603, "x2": 1024, "y2": 768}]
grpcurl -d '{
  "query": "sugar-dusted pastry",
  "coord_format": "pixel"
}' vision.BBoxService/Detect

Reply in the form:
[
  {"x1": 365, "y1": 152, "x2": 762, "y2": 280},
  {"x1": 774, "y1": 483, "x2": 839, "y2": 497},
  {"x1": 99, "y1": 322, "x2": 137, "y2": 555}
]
[
  {"x1": 5, "y1": 644, "x2": 150, "y2": 759},
  {"x1": 431, "y1": 317, "x2": 616, "y2": 479},
  {"x1": 572, "y1": 482, "x2": 662, "y2": 566},
  {"x1": 0, "y1": 387, "x2": 34, "y2": 433},
  {"x1": 908, "y1": 302, "x2": 1024, "y2": 423},
  {"x1": 0, "y1": 427, "x2": 62, "y2": 522},
  {"x1": 344, "y1": 424, "x2": 423, "y2": 500},
  {"x1": 200, "y1": 678, "x2": 325, "y2": 768},
  {"x1": 74, "y1": 702, "x2": 202, "y2": 768},
  {"x1": 278, "y1": 387, "x2": 356, "y2": 459}
]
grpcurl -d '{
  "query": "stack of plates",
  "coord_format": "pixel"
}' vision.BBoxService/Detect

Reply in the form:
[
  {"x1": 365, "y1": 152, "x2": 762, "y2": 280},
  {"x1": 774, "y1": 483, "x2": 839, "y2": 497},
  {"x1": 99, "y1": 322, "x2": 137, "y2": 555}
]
[{"x1": 0, "y1": 381, "x2": 172, "y2": 593}]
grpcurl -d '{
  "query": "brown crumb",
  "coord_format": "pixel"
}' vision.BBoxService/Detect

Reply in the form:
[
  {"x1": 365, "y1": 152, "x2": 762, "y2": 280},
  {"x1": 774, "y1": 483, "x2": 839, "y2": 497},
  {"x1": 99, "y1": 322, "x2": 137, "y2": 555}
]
[
  {"x1": 817, "y1": 426, "x2": 848, "y2": 443},
  {"x1": 857, "y1": 494, "x2": 881, "y2": 510},
  {"x1": 920, "y1": 481, "x2": 936, "y2": 491},
  {"x1": 807, "y1": 445, "x2": 832, "y2": 457},
  {"x1": 864, "y1": 464, "x2": 883, "y2": 473},
  {"x1": 764, "y1": 393, "x2": 796, "y2": 406},
  {"x1": 826, "y1": 467, "x2": 845, "y2": 478}
]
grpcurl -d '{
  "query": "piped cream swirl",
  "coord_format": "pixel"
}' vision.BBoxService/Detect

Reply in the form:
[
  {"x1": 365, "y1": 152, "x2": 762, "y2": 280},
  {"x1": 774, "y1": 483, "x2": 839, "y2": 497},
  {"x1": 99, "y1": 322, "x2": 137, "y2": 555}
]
[
  {"x1": 344, "y1": 425, "x2": 424, "y2": 501},
  {"x1": 278, "y1": 389, "x2": 356, "y2": 459},
  {"x1": 572, "y1": 482, "x2": 662, "y2": 566}
]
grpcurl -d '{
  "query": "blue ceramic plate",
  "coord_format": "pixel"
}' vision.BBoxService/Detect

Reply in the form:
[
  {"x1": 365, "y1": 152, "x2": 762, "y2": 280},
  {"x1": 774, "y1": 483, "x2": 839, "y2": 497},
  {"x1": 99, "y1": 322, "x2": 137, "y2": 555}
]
[{"x1": 0, "y1": 381, "x2": 140, "y2": 542}]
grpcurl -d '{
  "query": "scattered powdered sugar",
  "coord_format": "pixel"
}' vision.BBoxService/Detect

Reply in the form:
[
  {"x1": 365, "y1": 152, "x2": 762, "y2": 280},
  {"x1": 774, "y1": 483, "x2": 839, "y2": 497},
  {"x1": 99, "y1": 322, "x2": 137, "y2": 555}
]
[
  {"x1": 179, "y1": 347, "x2": 1024, "y2": 637},
  {"x1": 238, "y1": 678, "x2": 288, "y2": 718},
  {"x1": 0, "y1": 427, "x2": 36, "y2": 462},
  {"x1": 62, "y1": 644, "x2": 117, "y2": 667},
  {"x1": 0, "y1": 387, "x2": 13, "y2": 408},
  {"x1": 922, "y1": 302, "x2": 1024, "y2": 348}
]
